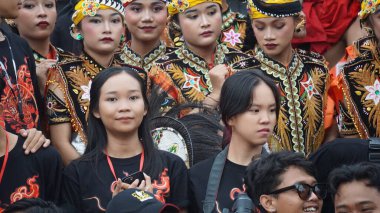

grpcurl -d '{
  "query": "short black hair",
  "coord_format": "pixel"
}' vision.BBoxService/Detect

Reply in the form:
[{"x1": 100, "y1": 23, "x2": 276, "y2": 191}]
[
  {"x1": 4, "y1": 198, "x2": 63, "y2": 213},
  {"x1": 328, "y1": 162, "x2": 380, "y2": 198},
  {"x1": 244, "y1": 151, "x2": 316, "y2": 207}
]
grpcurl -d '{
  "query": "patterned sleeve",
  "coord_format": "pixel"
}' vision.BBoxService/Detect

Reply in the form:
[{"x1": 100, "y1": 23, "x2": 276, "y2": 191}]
[{"x1": 46, "y1": 89, "x2": 71, "y2": 125}]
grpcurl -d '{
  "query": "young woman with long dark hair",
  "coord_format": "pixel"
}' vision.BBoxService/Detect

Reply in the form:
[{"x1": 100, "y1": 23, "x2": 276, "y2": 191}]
[
  {"x1": 46, "y1": 0, "x2": 145, "y2": 165},
  {"x1": 189, "y1": 70, "x2": 280, "y2": 213},
  {"x1": 62, "y1": 67, "x2": 188, "y2": 212}
]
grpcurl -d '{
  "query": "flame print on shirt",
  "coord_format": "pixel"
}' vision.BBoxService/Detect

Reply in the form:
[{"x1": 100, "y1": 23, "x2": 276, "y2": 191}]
[
  {"x1": 0, "y1": 175, "x2": 40, "y2": 212},
  {"x1": 0, "y1": 57, "x2": 39, "y2": 133}
]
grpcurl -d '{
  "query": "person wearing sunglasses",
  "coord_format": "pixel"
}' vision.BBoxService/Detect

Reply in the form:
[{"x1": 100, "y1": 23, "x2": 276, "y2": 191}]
[
  {"x1": 328, "y1": 162, "x2": 380, "y2": 213},
  {"x1": 244, "y1": 151, "x2": 326, "y2": 213}
]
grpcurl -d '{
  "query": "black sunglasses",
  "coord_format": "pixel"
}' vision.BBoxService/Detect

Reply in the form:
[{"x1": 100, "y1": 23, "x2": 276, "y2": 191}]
[{"x1": 269, "y1": 183, "x2": 327, "y2": 200}]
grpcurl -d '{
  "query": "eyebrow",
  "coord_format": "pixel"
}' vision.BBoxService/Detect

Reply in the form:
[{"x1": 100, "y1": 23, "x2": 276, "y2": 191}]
[
  {"x1": 92, "y1": 12, "x2": 120, "y2": 18},
  {"x1": 250, "y1": 104, "x2": 277, "y2": 107},
  {"x1": 254, "y1": 18, "x2": 285, "y2": 24},
  {"x1": 105, "y1": 90, "x2": 140, "y2": 94}
]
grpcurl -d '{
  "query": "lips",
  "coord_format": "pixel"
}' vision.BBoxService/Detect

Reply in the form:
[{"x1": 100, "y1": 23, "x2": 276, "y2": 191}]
[
  {"x1": 37, "y1": 21, "x2": 49, "y2": 27},
  {"x1": 303, "y1": 206, "x2": 319, "y2": 213},
  {"x1": 100, "y1": 37, "x2": 114, "y2": 42},
  {"x1": 264, "y1": 43, "x2": 278, "y2": 50},
  {"x1": 258, "y1": 128, "x2": 270, "y2": 133},
  {"x1": 200, "y1": 30, "x2": 213, "y2": 37},
  {"x1": 139, "y1": 26, "x2": 156, "y2": 32}
]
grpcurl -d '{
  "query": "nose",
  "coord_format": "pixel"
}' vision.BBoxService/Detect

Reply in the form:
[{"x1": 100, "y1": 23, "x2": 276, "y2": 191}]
[
  {"x1": 37, "y1": 4, "x2": 47, "y2": 18},
  {"x1": 103, "y1": 20, "x2": 111, "y2": 34},
  {"x1": 308, "y1": 190, "x2": 319, "y2": 201},
  {"x1": 264, "y1": 27, "x2": 274, "y2": 40},
  {"x1": 259, "y1": 111, "x2": 271, "y2": 124},
  {"x1": 141, "y1": 9, "x2": 153, "y2": 22},
  {"x1": 119, "y1": 100, "x2": 132, "y2": 111},
  {"x1": 200, "y1": 14, "x2": 210, "y2": 28}
]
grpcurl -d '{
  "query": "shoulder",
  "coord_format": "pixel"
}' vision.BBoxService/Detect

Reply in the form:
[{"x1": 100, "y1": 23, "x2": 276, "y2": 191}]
[
  {"x1": 296, "y1": 49, "x2": 326, "y2": 64},
  {"x1": 154, "y1": 48, "x2": 181, "y2": 65},
  {"x1": 189, "y1": 155, "x2": 216, "y2": 177},
  {"x1": 159, "y1": 150, "x2": 187, "y2": 169},
  {"x1": 343, "y1": 53, "x2": 374, "y2": 72}
]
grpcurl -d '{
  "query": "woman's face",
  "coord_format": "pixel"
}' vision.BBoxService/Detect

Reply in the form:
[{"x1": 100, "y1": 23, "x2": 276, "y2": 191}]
[
  {"x1": 79, "y1": 9, "x2": 124, "y2": 55},
  {"x1": 178, "y1": 2, "x2": 222, "y2": 49},
  {"x1": 251, "y1": 17, "x2": 295, "y2": 60},
  {"x1": 94, "y1": 72, "x2": 147, "y2": 136},
  {"x1": 15, "y1": 0, "x2": 56, "y2": 41},
  {"x1": 124, "y1": 0, "x2": 167, "y2": 44},
  {"x1": 228, "y1": 82, "x2": 277, "y2": 147},
  {"x1": 265, "y1": 166, "x2": 323, "y2": 213}
]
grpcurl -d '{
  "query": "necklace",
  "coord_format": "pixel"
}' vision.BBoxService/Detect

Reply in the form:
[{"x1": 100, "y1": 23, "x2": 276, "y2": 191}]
[
  {"x1": 0, "y1": 132, "x2": 10, "y2": 184},
  {"x1": 105, "y1": 148, "x2": 145, "y2": 181},
  {"x1": 0, "y1": 33, "x2": 25, "y2": 122}
]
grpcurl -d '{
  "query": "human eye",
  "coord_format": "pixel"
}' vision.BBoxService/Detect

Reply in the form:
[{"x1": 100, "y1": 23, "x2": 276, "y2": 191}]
[
  {"x1": 89, "y1": 18, "x2": 101, "y2": 24},
  {"x1": 129, "y1": 95, "x2": 140, "y2": 101},
  {"x1": 130, "y1": 6, "x2": 141, "y2": 12},
  {"x1": 45, "y1": 1, "x2": 55, "y2": 8},
  {"x1": 186, "y1": 13, "x2": 198, "y2": 19},
  {"x1": 254, "y1": 25, "x2": 264, "y2": 31},
  {"x1": 23, "y1": 3, "x2": 35, "y2": 9},
  {"x1": 106, "y1": 97, "x2": 117, "y2": 102},
  {"x1": 275, "y1": 23, "x2": 285, "y2": 29},
  {"x1": 111, "y1": 17, "x2": 121, "y2": 24},
  {"x1": 208, "y1": 8, "x2": 217, "y2": 16},
  {"x1": 152, "y1": 5, "x2": 164, "y2": 12}
]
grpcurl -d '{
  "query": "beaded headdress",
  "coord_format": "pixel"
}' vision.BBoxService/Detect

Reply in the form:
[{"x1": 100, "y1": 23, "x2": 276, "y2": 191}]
[
  {"x1": 72, "y1": 0, "x2": 125, "y2": 25},
  {"x1": 167, "y1": 0, "x2": 222, "y2": 16},
  {"x1": 247, "y1": 0, "x2": 302, "y2": 19},
  {"x1": 358, "y1": 0, "x2": 380, "y2": 20}
]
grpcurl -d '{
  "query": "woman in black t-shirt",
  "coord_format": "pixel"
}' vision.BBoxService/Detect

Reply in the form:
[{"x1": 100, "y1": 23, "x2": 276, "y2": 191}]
[
  {"x1": 189, "y1": 70, "x2": 280, "y2": 213},
  {"x1": 62, "y1": 67, "x2": 188, "y2": 212}
]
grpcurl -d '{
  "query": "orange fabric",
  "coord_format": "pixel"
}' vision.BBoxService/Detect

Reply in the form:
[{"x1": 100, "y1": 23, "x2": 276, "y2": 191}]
[{"x1": 324, "y1": 45, "x2": 357, "y2": 129}]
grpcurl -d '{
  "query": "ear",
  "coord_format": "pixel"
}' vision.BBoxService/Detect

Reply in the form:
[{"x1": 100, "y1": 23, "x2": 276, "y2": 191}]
[
  {"x1": 143, "y1": 108, "x2": 147, "y2": 116},
  {"x1": 93, "y1": 109, "x2": 100, "y2": 119},
  {"x1": 227, "y1": 116, "x2": 236, "y2": 127},
  {"x1": 70, "y1": 25, "x2": 83, "y2": 40},
  {"x1": 260, "y1": 194, "x2": 277, "y2": 213}
]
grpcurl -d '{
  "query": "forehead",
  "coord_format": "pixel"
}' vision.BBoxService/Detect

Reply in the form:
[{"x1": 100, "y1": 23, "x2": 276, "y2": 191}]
[
  {"x1": 252, "y1": 17, "x2": 291, "y2": 24},
  {"x1": 183, "y1": 2, "x2": 219, "y2": 12},
  {"x1": 277, "y1": 166, "x2": 316, "y2": 187},
  {"x1": 335, "y1": 180, "x2": 380, "y2": 205},
  {"x1": 101, "y1": 73, "x2": 142, "y2": 93}
]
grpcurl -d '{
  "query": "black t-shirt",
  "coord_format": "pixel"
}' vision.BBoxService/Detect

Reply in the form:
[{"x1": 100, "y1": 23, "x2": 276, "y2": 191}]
[
  {"x1": 189, "y1": 155, "x2": 247, "y2": 213},
  {"x1": 0, "y1": 29, "x2": 42, "y2": 134},
  {"x1": 0, "y1": 137, "x2": 63, "y2": 211},
  {"x1": 62, "y1": 150, "x2": 189, "y2": 212}
]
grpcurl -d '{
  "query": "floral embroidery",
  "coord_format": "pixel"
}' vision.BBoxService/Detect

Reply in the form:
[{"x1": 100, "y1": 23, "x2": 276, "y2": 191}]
[
  {"x1": 182, "y1": 73, "x2": 201, "y2": 91},
  {"x1": 301, "y1": 77, "x2": 319, "y2": 100},
  {"x1": 80, "y1": 80, "x2": 92, "y2": 101},
  {"x1": 169, "y1": 0, "x2": 189, "y2": 12},
  {"x1": 365, "y1": 79, "x2": 380, "y2": 105},
  {"x1": 223, "y1": 29, "x2": 242, "y2": 47},
  {"x1": 82, "y1": 0, "x2": 100, "y2": 16}
]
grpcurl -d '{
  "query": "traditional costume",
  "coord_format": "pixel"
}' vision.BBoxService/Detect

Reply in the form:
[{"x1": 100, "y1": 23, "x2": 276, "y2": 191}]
[
  {"x1": 149, "y1": 0, "x2": 260, "y2": 111},
  {"x1": 340, "y1": 0, "x2": 380, "y2": 138},
  {"x1": 46, "y1": 0, "x2": 145, "y2": 154},
  {"x1": 241, "y1": 0, "x2": 330, "y2": 156}
]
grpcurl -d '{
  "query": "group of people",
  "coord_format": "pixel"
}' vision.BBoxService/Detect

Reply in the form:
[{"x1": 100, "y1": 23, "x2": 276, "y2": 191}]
[{"x1": 0, "y1": 0, "x2": 380, "y2": 212}]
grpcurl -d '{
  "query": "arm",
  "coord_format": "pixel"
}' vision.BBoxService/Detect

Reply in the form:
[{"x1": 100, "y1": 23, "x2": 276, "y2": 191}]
[{"x1": 50, "y1": 123, "x2": 80, "y2": 166}]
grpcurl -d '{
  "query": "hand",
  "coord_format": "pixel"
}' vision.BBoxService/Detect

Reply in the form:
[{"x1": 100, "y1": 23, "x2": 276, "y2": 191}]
[
  {"x1": 36, "y1": 59, "x2": 57, "y2": 79},
  {"x1": 20, "y1": 128, "x2": 50, "y2": 154},
  {"x1": 112, "y1": 173, "x2": 153, "y2": 198},
  {"x1": 209, "y1": 64, "x2": 230, "y2": 93}
]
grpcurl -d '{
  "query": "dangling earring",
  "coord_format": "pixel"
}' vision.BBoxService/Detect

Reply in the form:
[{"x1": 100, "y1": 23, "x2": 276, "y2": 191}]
[
  {"x1": 120, "y1": 34, "x2": 126, "y2": 44},
  {"x1": 295, "y1": 16, "x2": 306, "y2": 33},
  {"x1": 76, "y1": 34, "x2": 84, "y2": 40}
]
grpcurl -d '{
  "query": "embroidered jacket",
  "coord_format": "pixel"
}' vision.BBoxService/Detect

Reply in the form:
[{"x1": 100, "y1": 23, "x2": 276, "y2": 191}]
[
  {"x1": 239, "y1": 47, "x2": 330, "y2": 156},
  {"x1": 117, "y1": 42, "x2": 175, "y2": 73},
  {"x1": 149, "y1": 44, "x2": 259, "y2": 111},
  {"x1": 167, "y1": 8, "x2": 250, "y2": 50},
  {"x1": 46, "y1": 52, "x2": 145, "y2": 154},
  {"x1": 340, "y1": 36, "x2": 380, "y2": 138}
]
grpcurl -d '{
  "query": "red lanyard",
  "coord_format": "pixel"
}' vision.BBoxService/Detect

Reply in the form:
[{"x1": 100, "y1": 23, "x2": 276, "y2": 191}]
[
  {"x1": 0, "y1": 132, "x2": 9, "y2": 184},
  {"x1": 105, "y1": 149, "x2": 144, "y2": 181}
]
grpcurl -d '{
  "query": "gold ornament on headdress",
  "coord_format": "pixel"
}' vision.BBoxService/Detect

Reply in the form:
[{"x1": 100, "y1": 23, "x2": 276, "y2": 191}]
[
  {"x1": 167, "y1": 0, "x2": 222, "y2": 16},
  {"x1": 72, "y1": 0, "x2": 125, "y2": 26},
  {"x1": 358, "y1": 0, "x2": 380, "y2": 20}
]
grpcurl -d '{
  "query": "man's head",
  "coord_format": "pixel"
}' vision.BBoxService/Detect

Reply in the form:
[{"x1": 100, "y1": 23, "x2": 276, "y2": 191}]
[
  {"x1": 245, "y1": 151, "x2": 325, "y2": 213},
  {"x1": 329, "y1": 162, "x2": 380, "y2": 213}
]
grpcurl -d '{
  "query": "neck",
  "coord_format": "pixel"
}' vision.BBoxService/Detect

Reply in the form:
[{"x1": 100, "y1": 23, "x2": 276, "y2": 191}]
[
  {"x1": 186, "y1": 42, "x2": 217, "y2": 65},
  {"x1": 84, "y1": 47, "x2": 114, "y2": 68},
  {"x1": 105, "y1": 131, "x2": 143, "y2": 158},
  {"x1": 23, "y1": 37, "x2": 50, "y2": 57},
  {"x1": 227, "y1": 134, "x2": 263, "y2": 166},
  {"x1": 222, "y1": 0, "x2": 229, "y2": 12},
  {"x1": 130, "y1": 37, "x2": 161, "y2": 57},
  {"x1": 270, "y1": 45, "x2": 293, "y2": 66}
]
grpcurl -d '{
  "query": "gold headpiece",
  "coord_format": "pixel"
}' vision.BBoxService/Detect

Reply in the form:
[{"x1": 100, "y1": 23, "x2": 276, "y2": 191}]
[
  {"x1": 359, "y1": 0, "x2": 380, "y2": 20},
  {"x1": 167, "y1": 0, "x2": 222, "y2": 16}
]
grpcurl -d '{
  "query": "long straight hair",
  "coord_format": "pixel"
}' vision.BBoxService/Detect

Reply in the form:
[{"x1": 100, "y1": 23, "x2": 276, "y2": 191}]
[
  {"x1": 219, "y1": 70, "x2": 280, "y2": 145},
  {"x1": 82, "y1": 67, "x2": 163, "y2": 179}
]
